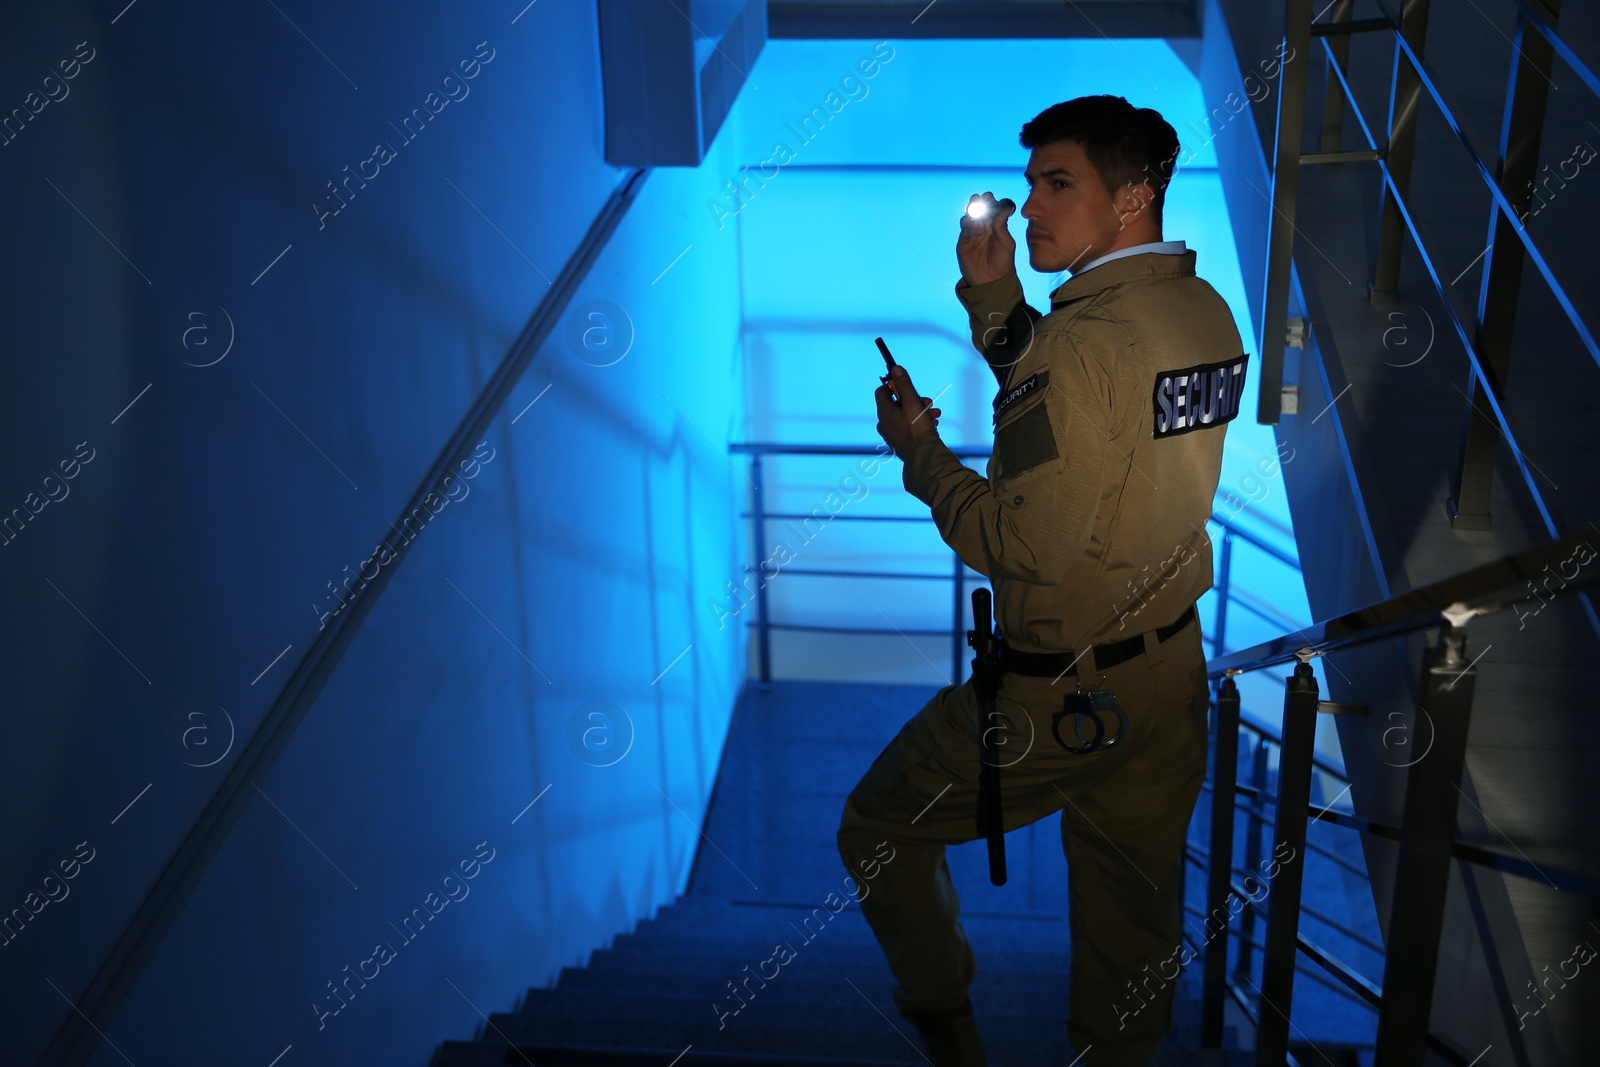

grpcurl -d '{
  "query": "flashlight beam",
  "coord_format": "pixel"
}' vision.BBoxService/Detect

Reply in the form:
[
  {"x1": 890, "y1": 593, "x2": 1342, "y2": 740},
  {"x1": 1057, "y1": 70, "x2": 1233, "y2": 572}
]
[{"x1": 966, "y1": 198, "x2": 1016, "y2": 219}]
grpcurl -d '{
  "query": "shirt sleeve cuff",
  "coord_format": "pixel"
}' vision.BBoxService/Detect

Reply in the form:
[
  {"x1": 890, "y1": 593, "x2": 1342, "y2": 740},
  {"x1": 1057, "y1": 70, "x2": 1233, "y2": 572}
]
[
  {"x1": 901, "y1": 431, "x2": 966, "y2": 505},
  {"x1": 955, "y1": 272, "x2": 1026, "y2": 321}
]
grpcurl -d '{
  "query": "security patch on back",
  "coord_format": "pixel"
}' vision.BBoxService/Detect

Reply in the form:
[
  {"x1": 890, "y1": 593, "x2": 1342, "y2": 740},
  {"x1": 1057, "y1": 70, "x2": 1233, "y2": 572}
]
[{"x1": 1151, "y1": 356, "x2": 1249, "y2": 439}]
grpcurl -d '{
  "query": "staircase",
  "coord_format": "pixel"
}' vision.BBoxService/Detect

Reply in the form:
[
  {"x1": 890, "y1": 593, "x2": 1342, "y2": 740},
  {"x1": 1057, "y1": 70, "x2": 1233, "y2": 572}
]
[
  {"x1": 427, "y1": 680, "x2": 1256, "y2": 1066},
  {"x1": 428, "y1": 891, "x2": 1250, "y2": 1066}
]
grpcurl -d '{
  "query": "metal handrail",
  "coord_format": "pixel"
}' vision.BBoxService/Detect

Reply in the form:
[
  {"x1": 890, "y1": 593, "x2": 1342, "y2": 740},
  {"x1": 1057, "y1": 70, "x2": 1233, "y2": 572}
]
[
  {"x1": 1236, "y1": 716, "x2": 1350, "y2": 783},
  {"x1": 1211, "y1": 515, "x2": 1297, "y2": 569},
  {"x1": 1178, "y1": 903, "x2": 1376, "y2": 1010},
  {"x1": 1286, "y1": 1, "x2": 1600, "y2": 635},
  {"x1": 1262, "y1": 0, "x2": 1600, "y2": 402},
  {"x1": 1182, "y1": 849, "x2": 1383, "y2": 1006},
  {"x1": 1227, "y1": 4, "x2": 1600, "y2": 1059},
  {"x1": 1198, "y1": 781, "x2": 1370, "y2": 880},
  {"x1": 729, "y1": 441, "x2": 1304, "y2": 684},
  {"x1": 1200, "y1": 535, "x2": 1600, "y2": 1062},
  {"x1": 1209, "y1": 776, "x2": 1600, "y2": 901},
  {"x1": 730, "y1": 441, "x2": 991, "y2": 458},
  {"x1": 1361, "y1": 0, "x2": 1600, "y2": 368},
  {"x1": 1512, "y1": 0, "x2": 1600, "y2": 96},
  {"x1": 1186, "y1": 839, "x2": 1387, "y2": 958},
  {"x1": 1313, "y1": 808, "x2": 1600, "y2": 899},
  {"x1": 1314, "y1": 19, "x2": 1596, "y2": 594},
  {"x1": 1206, "y1": 525, "x2": 1600, "y2": 679}
]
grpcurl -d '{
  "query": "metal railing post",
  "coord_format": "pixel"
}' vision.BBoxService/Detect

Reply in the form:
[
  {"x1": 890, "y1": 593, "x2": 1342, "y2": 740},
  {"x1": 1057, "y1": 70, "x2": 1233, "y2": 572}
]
[
  {"x1": 1370, "y1": 0, "x2": 1434, "y2": 302},
  {"x1": 1319, "y1": 0, "x2": 1355, "y2": 152},
  {"x1": 750, "y1": 454, "x2": 772, "y2": 685},
  {"x1": 1215, "y1": 530, "x2": 1234, "y2": 654},
  {"x1": 1257, "y1": 0, "x2": 1315, "y2": 423},
  {"x1": 1237, "y1": 735, "x2": 1271, "y2": 983},
  {"x1": 1373, "y1": 623, "x2": 1480, "y2": 1063},
  {"x1": 1254, "y1": 657, "x2": 1320, "y2": 1065},
  {"x1": 1202, "y1": 675, "x2": 1242, "y2": 1047},
  {"x1": 1447, "y1": 3, "x2": 1560, "y2": 530}
]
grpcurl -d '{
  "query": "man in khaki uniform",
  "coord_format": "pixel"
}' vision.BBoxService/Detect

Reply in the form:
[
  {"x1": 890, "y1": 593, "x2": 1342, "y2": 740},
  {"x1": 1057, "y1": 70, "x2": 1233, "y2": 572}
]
[{"x1": 837, "y1": 96, "x2": 1247, "y2": 1067}]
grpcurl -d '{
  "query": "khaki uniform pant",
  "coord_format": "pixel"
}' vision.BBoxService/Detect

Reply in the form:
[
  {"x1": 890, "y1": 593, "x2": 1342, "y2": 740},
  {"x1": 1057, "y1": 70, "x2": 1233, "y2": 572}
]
[{"x1": 836, "y1": 614, "x2": 1209, "y2": 1067}]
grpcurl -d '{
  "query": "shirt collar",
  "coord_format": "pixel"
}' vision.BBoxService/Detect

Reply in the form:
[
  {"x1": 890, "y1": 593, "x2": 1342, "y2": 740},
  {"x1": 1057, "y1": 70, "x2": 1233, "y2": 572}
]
[
  {"x1": 1048, "y1": 244, "x2": 1197, "y2": 306},
  {"x1": 1074, "y1": 240, "x2": 1188, "y2": 275}
]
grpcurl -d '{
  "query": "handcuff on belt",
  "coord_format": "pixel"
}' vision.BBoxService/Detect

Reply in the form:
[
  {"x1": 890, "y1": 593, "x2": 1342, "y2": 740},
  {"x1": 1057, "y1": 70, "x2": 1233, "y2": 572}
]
[
  {"x1": 994, "y1": 604, "x2": 1197, "y2": 755},
  {"x1": 1051, "y1": 689, "x2": 1130, "y2": 754}
]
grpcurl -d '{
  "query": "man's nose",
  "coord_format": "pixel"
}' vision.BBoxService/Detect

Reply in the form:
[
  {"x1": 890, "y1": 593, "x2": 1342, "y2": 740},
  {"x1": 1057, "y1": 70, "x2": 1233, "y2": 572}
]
[{"x1": 1020, "y1": 193, "x2": 1040, "y2": 219}]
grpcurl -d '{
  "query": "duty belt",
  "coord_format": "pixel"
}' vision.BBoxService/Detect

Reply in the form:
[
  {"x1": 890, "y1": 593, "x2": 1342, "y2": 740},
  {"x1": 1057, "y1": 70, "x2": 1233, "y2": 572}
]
[{"x1": 997, "y1": 604, "x2": 1197, "y2": 679}]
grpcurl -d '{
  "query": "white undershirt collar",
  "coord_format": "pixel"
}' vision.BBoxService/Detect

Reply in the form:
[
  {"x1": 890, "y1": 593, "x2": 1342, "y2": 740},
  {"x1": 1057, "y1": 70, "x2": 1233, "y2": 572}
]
[{"x1": 1073, "y1": 240, "x2": 1188, "y2": 275}]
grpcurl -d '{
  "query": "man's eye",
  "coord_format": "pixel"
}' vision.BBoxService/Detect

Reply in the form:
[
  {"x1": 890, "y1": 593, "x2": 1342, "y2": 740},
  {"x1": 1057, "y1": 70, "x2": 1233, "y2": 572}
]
[{"x1": 1055, "y1": 180, "x2": 1070, "y2": 189}]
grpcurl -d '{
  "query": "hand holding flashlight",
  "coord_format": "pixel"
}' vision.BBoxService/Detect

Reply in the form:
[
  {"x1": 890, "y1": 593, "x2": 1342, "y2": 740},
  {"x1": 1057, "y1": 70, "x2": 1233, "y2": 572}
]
[
  {"x1": 957, "y1": 192, "x2": 1018, "y2": 288},
  {"x1": 967, "y1": 197, "x2": 1017, "y2": 218}
]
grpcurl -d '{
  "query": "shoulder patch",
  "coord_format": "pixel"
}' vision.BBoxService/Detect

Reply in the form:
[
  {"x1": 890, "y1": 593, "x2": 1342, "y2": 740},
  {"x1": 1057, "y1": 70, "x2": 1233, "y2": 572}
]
[
  {"x1": 1152, "y1": 356, "x2": 1248, "y2": 439},
  {"x1": 995, "y1": 399, "x2": 1059, "y2": 480},
  {"x1": 993, "y1": 369, "x2": 1048, "y2": 426}
]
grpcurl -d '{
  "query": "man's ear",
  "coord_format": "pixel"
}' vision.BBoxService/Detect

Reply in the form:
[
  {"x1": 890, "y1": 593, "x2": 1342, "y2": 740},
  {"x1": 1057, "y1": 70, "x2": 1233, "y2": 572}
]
[{"x1": 1114, "y1": 181, "x2": 1154, "y2": 227}]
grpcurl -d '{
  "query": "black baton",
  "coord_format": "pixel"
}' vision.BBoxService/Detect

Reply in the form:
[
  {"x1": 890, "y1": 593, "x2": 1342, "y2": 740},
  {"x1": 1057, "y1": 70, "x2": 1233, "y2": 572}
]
[{"x1": 967, "y1": 588, "x2": 1007, "y2": 886}]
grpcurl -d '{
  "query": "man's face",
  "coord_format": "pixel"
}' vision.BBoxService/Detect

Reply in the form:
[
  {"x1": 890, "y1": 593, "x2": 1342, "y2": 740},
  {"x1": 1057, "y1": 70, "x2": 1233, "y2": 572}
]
[{"x1": 1020, "y1": 140, "x2": 1142, "y2": 275}]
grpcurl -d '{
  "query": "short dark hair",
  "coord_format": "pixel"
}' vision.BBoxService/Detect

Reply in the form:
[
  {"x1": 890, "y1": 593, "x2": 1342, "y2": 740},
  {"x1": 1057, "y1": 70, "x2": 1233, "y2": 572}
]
[{"x1": 1019, "y1": 95, "x2": 1181, "y2": 227}]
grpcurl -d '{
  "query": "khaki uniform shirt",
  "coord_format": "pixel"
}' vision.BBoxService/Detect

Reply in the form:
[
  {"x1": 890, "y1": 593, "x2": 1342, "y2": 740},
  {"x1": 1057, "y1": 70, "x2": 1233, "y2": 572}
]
[{"x1": 900, "y1": 250, "x2": 1246, "y2": 656}]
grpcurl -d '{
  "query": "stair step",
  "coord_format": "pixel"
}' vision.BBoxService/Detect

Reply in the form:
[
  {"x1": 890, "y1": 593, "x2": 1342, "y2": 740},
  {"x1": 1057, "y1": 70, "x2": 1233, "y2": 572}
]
[
  {"x1": 464, "y1": 1012, "x2": 1069, "y2": 1064},
  {"x1": 427, "y1": 1041, "x2": 513, "y2": 1067},
  {"x1": 480, "y1": 984, "x2": 1218, "y2": 1053},
  {"x1": 492, "y1": 988, "x2": 1073, "y2": 1042},
  {"x1": 435, "y1": 1043, "x2": 931, "y2": 1066},
  {"x1": 1148, "y1": 1046, "x2": 1258, "y2": 1066},
  {"x1": 650, "y1": 897, "x2": 1067, "y2": 924},
  {"x1": 597, "y1": 932, "x2": 1073, "y2": 973},
  {"x1": 524, "y1": 966, "x2": 1209, "y2": 1017},
  {"x1": 649, "y1": 896, "x2": 1070, "y2": 932},
  {"x1": 539, "y1": 967, "x2": 1069, "y2": 1008},
  {"x1": 627, "y1": 904, "x2": 1070, "y2": 946},
  {"x1": 577, "y1": 951, "x2": 1070, "y2": 996},
  {"x1": 433, "y1": 1041, "x2": 925, "y2": 1067},
  {"x1": 432, "y1": 1037, "x2": 1257, "y2": 1067}
]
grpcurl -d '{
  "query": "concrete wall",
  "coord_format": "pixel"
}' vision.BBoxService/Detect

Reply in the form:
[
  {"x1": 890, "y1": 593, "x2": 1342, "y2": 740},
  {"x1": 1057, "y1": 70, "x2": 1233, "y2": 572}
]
[{"x1": 0, "y1": 2, "x2": 749, "y2": 1064}]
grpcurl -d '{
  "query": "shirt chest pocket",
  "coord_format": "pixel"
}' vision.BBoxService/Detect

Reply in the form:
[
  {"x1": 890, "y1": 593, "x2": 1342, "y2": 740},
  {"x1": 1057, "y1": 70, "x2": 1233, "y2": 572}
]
[{"x1": 991, "y1": 391, "x2": 1066, "y2": 490}]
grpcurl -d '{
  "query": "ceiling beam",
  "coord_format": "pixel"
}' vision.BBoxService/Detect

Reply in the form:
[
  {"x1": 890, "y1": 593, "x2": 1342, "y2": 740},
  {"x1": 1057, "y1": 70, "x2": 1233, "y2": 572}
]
[{"x1": 768, "y1": 1, "x2": 1201, "y2": 39}]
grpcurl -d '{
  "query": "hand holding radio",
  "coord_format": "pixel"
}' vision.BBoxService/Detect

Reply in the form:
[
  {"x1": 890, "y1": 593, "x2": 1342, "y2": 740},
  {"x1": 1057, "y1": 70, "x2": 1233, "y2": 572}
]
[{"x1": 872, "y1": 336, "x2": 941, "y2": 458}]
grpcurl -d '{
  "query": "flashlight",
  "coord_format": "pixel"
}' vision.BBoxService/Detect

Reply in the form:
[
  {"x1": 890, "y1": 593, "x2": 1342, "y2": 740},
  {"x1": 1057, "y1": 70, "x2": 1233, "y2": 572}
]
[{"x1": 966, "y1": 197, "x2": 1016, "y2": 220}]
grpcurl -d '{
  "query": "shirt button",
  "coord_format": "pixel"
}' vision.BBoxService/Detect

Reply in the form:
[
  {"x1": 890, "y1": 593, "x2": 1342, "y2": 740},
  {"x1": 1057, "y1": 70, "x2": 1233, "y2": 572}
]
[{"x1": 1012, "y1": 494, "x2": 1024, "y2": 506}]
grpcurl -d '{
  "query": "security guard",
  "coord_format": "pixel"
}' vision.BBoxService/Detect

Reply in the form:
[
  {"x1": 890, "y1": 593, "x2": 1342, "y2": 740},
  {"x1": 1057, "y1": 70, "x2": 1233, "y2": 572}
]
[{"x1": 837, "y1": 96, "x2": 1246, "y2": 1067}]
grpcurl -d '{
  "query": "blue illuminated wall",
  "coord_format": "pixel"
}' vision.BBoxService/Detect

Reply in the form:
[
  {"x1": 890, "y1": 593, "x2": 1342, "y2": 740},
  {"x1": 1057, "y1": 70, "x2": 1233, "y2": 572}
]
[{"x1": 1, "y1": 2, "x2": 745, "y2": 1065}]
